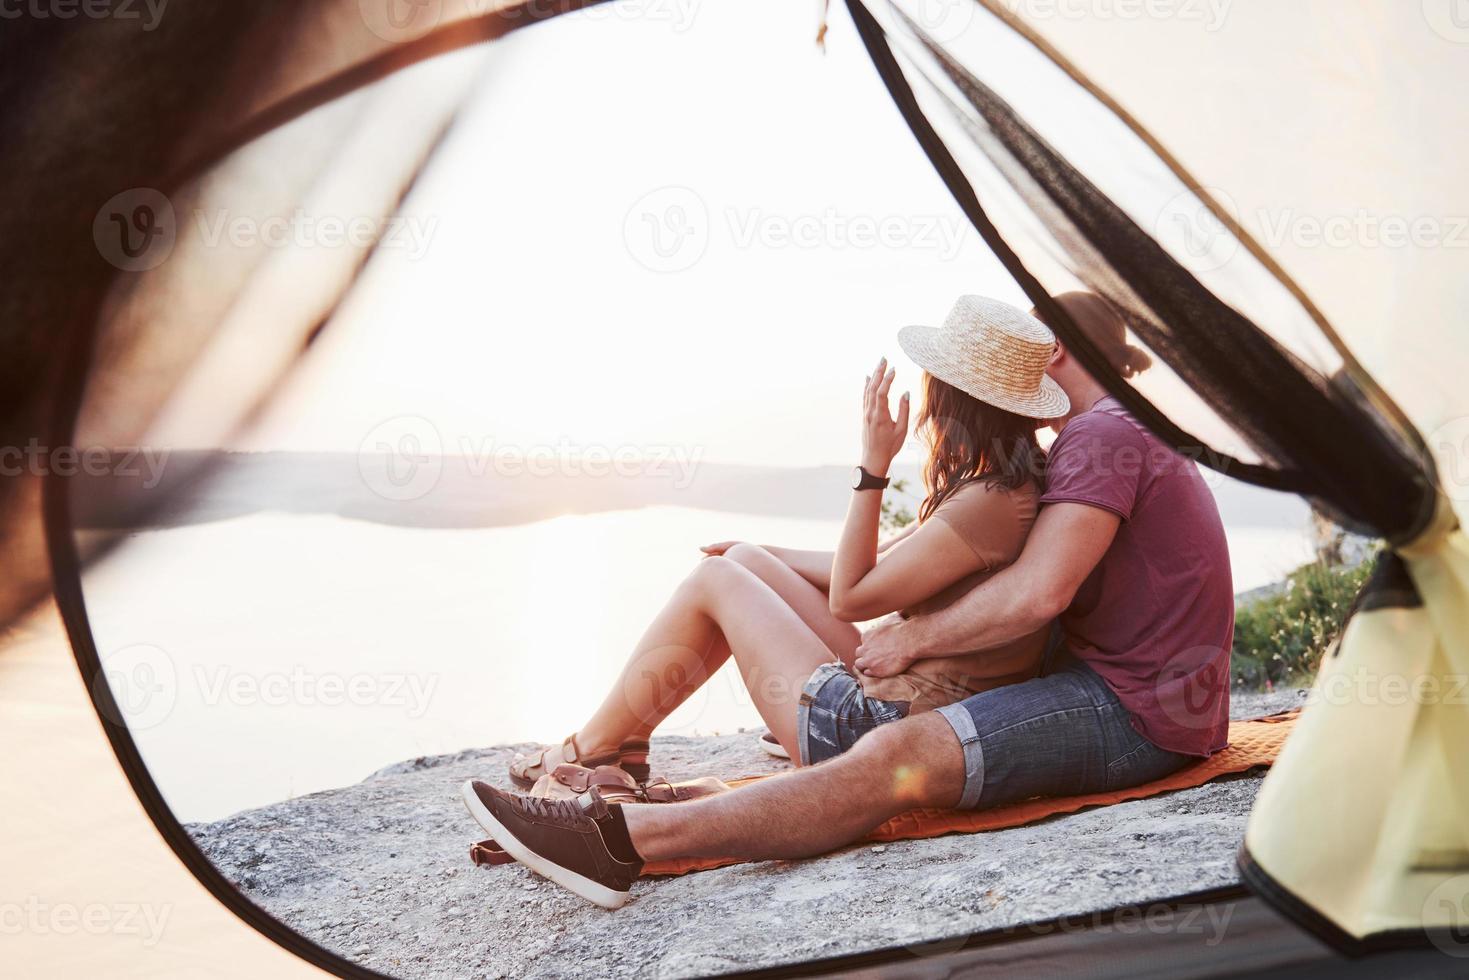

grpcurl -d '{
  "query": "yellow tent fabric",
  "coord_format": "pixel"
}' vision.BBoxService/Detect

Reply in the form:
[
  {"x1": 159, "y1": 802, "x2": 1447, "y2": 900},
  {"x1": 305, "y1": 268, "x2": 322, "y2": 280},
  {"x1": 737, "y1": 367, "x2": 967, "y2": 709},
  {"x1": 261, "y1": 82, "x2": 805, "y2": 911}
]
[{"x1": 1243, "y1": 501, "x2": 1469, "y2": 947}]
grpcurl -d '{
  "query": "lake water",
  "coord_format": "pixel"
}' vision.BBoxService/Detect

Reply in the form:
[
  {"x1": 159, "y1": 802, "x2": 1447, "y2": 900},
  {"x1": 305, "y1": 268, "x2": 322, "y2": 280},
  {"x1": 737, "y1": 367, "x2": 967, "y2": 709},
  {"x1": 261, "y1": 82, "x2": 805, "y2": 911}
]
[{"x1": 81, "y1": 507, "x2": 1314, "y2": 822}]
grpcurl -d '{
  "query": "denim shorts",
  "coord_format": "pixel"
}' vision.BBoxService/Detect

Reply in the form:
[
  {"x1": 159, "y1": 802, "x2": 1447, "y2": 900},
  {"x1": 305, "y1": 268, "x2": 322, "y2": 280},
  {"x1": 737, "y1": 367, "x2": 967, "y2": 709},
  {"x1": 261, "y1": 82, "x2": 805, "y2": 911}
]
[
  {"x1": 797, "y1": 653, "x2": 1192, "y2": 810},
  {"x1": 796, "y1": 661, "x2": 910, "y2": 766},
  {"x1": 935, "y1": 653, "x2": 1193, "y2": 809}
]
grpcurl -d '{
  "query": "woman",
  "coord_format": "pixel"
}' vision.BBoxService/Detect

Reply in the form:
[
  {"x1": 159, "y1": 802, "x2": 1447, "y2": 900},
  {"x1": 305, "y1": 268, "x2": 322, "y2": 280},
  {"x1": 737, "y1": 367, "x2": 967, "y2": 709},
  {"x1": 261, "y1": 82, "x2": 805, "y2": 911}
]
[{"x1": 509, "y1": 296, "x2": 1070, "y2": 786}]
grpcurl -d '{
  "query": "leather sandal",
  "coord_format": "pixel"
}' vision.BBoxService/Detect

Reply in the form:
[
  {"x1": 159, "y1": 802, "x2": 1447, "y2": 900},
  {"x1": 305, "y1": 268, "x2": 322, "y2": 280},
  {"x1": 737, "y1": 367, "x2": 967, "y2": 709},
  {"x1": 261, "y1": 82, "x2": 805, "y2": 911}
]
[
  {"x1": 508, "y1": 734, "x2": 652, "y2": 790},
  {"x1": 532, "y1": 764, "x2": 646, "y2": 805}
]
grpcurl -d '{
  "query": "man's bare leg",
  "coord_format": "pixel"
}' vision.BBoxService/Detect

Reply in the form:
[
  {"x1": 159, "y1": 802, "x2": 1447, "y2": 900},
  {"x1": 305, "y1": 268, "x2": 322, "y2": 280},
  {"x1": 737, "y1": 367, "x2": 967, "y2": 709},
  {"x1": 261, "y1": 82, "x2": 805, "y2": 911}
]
[
  {"x1": 463, "y1": 709, "x2": 966, "y2": 908},
  {"x1": 623, "y1": 711, "x2": 966, "y2": 862}
]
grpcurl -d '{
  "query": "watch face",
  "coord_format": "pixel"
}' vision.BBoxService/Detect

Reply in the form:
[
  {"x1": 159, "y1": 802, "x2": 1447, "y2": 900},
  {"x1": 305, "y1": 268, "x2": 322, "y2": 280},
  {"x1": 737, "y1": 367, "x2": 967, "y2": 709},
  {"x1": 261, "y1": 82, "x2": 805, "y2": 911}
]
[{"x1": 852, "y1": 466, "x2": 864, "y2": 490}]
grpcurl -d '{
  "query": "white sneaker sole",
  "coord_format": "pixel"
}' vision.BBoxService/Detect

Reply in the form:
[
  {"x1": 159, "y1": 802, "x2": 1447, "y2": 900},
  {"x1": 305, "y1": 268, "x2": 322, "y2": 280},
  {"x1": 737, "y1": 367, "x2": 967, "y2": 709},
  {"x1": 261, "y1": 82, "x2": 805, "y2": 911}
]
[
  {"x1": 758, "y1": 732, "x2": 791, "y2": 759},
  {"x1": 459, "y1": 781, "x2": 630, "y2": 910}
]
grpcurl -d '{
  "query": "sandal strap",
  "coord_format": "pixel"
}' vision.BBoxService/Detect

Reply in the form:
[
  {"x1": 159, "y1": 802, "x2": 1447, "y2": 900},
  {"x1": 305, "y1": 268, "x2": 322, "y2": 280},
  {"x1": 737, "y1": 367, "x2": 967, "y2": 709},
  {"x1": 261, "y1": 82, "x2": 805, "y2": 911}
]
[{"x1": 469, "y1": 839, "x2": 514, "y2": 867}]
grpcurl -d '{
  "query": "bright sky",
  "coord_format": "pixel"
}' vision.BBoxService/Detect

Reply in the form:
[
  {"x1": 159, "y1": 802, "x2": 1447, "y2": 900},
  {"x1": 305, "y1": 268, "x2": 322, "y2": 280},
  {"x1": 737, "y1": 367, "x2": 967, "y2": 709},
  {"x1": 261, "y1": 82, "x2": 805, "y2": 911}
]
[{"x1": 241, "y1": 0, "x2": 1029, "y2": 468}]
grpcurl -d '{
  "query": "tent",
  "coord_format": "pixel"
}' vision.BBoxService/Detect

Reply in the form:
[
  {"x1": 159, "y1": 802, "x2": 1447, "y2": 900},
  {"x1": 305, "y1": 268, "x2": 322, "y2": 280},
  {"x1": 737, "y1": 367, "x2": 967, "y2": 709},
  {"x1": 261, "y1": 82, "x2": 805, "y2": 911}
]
[{"x1": 4, "y1": 0, "x2": 1465, "y2": 973}]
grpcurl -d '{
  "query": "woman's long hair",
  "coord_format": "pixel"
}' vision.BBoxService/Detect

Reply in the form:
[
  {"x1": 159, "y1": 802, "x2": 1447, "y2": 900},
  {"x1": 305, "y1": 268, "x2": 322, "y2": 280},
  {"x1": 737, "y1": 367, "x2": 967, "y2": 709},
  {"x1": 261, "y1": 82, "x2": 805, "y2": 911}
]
[{"x1": 917, "y1": 373, "x2": 1044, "y2": 523}]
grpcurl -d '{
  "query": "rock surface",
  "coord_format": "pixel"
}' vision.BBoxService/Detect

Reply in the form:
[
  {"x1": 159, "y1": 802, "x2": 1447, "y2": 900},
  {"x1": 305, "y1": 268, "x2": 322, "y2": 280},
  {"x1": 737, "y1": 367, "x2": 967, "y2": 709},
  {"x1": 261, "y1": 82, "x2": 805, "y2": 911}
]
[{"x1": 189, "y1": 689, "x2": 1307, "y2": 979}]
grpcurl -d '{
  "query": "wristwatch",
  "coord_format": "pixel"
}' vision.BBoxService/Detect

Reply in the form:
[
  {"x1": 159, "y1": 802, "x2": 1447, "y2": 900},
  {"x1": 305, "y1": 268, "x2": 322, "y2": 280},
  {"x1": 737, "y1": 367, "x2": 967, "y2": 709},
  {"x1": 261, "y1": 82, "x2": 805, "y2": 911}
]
[{"x1": 851, "y1": 465, "x2": 891, "y2": 491}]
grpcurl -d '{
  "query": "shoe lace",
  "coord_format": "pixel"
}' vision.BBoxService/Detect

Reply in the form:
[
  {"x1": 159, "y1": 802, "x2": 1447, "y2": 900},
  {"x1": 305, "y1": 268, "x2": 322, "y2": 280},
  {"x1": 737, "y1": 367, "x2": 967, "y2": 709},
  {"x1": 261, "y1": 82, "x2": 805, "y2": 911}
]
[{"x1": 514, "y1": 794, "x2": 587, "y2": 826}]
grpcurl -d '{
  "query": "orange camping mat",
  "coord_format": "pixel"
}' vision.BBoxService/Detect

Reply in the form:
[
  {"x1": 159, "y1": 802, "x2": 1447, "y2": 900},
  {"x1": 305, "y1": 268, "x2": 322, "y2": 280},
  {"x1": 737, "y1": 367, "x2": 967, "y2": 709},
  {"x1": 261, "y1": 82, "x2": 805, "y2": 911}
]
[{"x1": 641, "y1": 710, "x2": 1298, "y2": 877}]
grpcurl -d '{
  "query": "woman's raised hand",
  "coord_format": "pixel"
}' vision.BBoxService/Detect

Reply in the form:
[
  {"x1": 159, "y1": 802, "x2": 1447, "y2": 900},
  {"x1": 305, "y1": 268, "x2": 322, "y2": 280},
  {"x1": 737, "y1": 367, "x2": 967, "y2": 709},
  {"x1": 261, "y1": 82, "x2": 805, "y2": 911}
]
[
  {"x1": 700, "y1": 541, "x2": 739, "y2": 557},
  {"x1": 861, "y1": 356, "x2": 909, "y2": 476}
]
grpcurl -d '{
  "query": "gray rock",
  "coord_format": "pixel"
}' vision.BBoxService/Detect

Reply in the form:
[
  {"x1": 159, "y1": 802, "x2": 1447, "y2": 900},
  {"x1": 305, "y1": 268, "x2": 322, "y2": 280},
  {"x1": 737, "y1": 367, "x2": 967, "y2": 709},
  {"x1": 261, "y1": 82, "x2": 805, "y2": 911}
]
[{"x1": 186, "y1": 691, "x2": 1298, "y2": 978}]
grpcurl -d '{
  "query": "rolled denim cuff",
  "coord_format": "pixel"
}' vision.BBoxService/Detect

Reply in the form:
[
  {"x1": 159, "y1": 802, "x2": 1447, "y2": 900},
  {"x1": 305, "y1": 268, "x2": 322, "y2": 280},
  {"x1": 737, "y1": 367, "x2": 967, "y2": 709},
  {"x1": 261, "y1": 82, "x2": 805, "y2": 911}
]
[
  {"x1": 936, "y1": 701, "x2": 986, "y2": 810},
  {"x1": 795, "y1": 661, "x2": 848, "y2": 767}
]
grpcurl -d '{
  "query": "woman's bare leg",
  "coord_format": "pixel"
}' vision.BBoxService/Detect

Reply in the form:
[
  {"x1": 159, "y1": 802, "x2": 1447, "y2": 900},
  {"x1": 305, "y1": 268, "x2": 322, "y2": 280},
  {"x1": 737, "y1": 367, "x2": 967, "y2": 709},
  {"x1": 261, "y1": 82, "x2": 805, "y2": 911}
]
[
  {"x1": 604, "y1": 543, "x2": 858, "y2": 746},
  {"x1": 576, "y1": 555, "x2": 843, "y2": 760},
  {"x1": 722, "y1": 543, "x2": 860, "y2": 666}
]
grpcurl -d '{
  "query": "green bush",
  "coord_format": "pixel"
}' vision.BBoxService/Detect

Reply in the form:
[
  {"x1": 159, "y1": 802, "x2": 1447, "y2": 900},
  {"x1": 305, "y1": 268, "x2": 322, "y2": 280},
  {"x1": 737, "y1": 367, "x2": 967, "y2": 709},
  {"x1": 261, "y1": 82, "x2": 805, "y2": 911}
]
[{"x1": 1231, "y1": 554, "x2": 1378, "y2": 690}]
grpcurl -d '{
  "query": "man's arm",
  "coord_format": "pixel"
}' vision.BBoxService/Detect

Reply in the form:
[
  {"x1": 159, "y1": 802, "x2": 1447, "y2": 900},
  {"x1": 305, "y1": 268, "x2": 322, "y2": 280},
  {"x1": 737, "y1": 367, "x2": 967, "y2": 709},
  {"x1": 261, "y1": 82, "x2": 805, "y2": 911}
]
[{"x1": 853, "y1": 502, "x2": 1121, "y2": 676}]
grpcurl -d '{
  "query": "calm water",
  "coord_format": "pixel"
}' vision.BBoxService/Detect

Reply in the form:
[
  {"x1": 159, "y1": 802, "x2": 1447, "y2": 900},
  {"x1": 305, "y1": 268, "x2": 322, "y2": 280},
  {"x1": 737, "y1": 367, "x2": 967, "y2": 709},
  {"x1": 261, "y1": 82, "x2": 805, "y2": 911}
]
[{"x1": 82, "y1": 507, "x2": 1314, "y2": 822}]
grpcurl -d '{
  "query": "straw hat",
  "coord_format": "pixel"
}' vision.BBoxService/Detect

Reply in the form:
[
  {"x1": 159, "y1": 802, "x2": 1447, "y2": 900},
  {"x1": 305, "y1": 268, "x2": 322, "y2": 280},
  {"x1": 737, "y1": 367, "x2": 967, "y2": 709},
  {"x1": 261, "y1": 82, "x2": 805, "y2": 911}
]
[{"x1": 898, "y1": 296, "x2": 1070, "y2": 420}]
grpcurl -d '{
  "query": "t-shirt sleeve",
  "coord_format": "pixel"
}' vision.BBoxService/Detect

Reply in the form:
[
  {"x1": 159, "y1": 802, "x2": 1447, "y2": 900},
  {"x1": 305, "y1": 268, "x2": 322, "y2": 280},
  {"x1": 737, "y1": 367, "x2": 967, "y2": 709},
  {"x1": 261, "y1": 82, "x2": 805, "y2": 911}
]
[
  {"x1": 929, "y1": 483, "x2": 1030, "y2": 571},
  {"x1": 1039, "y1": 412, "x2": 1147, "y2": 521}
]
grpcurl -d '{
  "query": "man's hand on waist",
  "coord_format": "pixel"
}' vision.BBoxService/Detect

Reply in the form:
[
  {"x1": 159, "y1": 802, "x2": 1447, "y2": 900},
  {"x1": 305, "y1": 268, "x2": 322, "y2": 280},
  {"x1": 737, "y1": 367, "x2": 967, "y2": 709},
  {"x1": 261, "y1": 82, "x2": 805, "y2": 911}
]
[{"x1": 854, "y1": 614, "x2": 921, "y2": 678}]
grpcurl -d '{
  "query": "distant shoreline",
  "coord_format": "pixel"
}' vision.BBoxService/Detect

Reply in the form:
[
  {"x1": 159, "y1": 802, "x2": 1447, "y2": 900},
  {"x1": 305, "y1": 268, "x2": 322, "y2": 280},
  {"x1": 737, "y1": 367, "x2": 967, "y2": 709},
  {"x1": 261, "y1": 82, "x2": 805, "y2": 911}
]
[{"x1": 72, "y1": 450, "x2": 1312, "y2": 532}]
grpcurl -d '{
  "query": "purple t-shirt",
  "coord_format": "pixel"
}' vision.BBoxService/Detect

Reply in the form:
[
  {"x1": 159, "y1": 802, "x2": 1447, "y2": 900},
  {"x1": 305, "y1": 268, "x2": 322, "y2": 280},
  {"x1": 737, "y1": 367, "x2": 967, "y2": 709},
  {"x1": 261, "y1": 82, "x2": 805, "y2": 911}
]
[{"x1": 1041, "y1": 396, "x2": 1233, "y2": 757}]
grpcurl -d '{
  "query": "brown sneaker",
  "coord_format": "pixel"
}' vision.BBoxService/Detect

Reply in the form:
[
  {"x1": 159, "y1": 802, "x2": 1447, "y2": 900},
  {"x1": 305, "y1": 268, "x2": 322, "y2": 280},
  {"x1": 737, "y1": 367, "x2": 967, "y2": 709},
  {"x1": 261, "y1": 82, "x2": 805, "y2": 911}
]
[{"x1": 461, "y1": 780, "x2": 643, "y2": 909}]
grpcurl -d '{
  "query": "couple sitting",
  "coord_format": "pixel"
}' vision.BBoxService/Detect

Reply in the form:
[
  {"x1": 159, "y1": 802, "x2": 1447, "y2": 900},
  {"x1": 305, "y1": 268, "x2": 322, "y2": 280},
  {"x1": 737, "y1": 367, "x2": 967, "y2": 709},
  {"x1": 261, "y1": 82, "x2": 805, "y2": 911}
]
[{"x1": 463, "y1": 292, "x2": 1235, "y2": 909}]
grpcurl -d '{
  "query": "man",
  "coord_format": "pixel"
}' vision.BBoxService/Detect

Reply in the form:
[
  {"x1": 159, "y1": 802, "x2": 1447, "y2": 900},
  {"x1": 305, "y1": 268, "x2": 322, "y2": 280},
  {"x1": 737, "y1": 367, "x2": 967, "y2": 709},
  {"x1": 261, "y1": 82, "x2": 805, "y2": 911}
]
[{"x1": 462, "y1": 293, "x2": 1235, "y2": 909}]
